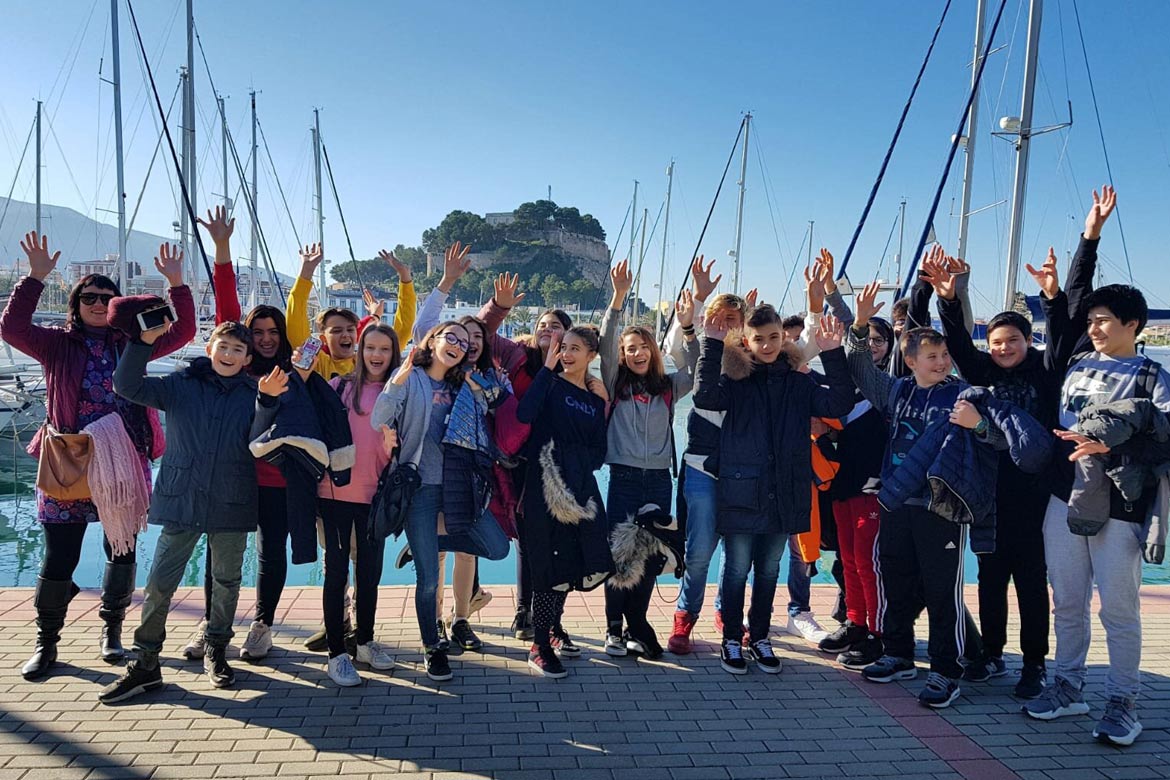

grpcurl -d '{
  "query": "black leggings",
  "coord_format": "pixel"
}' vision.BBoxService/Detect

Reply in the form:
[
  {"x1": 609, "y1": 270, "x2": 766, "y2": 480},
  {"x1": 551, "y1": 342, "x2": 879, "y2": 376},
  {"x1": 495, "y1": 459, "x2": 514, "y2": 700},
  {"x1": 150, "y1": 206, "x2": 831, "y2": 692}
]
[
  {"x1": 41, "y1": 522, "x2": 134, "y2": 581},
  {"x1": 532, "y1": 590, "x2": 568, "y2": 647},
  {"x1": 604, "y1": 559, "x2": 660, "y2": 640},
  {"x1": 203, "y1": 486, "x2": 287, "y2": 623},
  {"x1": 320, "y1": 498, "x2": 384, "y2": 658}
]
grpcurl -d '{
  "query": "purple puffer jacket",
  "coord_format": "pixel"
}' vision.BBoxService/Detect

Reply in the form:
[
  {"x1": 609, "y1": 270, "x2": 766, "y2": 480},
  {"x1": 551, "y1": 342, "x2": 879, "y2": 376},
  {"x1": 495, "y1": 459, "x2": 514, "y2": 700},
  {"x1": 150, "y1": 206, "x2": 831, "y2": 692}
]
[{"x1": 0, "y1": 276, "x2": 196, "y2": 457}]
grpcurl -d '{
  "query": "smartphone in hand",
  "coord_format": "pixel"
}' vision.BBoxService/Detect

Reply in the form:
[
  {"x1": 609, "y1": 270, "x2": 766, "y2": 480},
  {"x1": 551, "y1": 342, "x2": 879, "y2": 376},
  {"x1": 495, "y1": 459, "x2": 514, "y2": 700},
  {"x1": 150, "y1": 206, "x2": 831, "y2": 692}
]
[{"x1": 293, "y1": 335, "x2": 323, "y2": 370}]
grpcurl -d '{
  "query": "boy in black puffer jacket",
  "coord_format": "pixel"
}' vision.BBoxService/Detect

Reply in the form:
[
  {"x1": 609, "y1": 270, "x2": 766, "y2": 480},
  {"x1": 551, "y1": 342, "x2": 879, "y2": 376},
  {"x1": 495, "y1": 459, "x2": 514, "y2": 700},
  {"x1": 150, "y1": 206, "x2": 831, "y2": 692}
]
[{"x1": 693, "y1": 304, "x2": 854, "y2": 676}]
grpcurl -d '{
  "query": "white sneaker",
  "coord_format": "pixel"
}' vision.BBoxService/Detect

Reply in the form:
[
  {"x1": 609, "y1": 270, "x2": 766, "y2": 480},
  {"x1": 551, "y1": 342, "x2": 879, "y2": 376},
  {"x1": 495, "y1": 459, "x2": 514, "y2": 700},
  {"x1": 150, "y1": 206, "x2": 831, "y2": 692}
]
[
  {"x1": 327, "y1": 654, "x2": 361, "y2": 687},
  {"x1": 355, "y1": 641, "x2": 395, "y2": 671},
  {"x1": 604, "y1": 633, "x2": 628, "y2": 657},
  {"x1": 468, "y1": 588, "x2": 493, "y2": 617},
  {"x1": 786, "y1": 612, "x2": 830, "y2": 645},
  {"x1": 239, "y1": 620, "x2": 272, "y2": 660},
  {"x1": 183, "y1": 618, "x2": 208, "y2": 660}
]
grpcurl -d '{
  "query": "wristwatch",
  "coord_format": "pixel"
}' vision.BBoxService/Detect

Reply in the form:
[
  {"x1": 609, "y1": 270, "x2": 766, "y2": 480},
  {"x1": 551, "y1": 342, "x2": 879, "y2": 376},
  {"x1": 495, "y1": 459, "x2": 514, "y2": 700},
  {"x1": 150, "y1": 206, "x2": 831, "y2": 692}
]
[{"x1": 973, "y1": 417, "x2": 988, "y2": 436}]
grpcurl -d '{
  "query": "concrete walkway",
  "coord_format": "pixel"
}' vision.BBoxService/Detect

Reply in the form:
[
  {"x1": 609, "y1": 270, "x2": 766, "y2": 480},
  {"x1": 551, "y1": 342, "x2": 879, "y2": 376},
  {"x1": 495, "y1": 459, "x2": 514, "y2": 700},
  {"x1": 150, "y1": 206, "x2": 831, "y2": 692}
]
[{"x1": 1, "y1": 584, "x2": 1168, "y2": 780}]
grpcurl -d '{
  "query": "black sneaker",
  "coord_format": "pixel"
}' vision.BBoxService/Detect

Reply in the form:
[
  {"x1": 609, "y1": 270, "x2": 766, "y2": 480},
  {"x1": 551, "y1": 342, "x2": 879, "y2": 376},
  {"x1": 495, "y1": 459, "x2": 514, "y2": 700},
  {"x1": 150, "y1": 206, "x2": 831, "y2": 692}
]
[
  {"x1": 528, "y1": 643, "x2": 568, "y2": 679},
  {"x1": 1015, "y1": 663, "x2": 1047, "y2": 700},
  {"x1": 204, "y1": 644, "x2": 236, "y2": 689},
  {"x1": 395, "y1": 544, "x2": 414, "y2": 569},
  {"x1": 720, "y1": 639, "x2": 748, "y2": 675},
  {"x1": 838, "y1": 635, "x2": 883, "y2": 671},
  {"x1": 818, "y1": 621, "x2": 868, "y2": 654},
  {"x1": 436, "y1": 620, "x2": 451, "y2": 651},
  {"x1": 450, "y1": 619, "x2": 483, "y2": 652},
  {"x1": 963, "y1": 655, "x2": 1007, "y2": 682},
  {"x1": 424, "y1": 647, "x2": 453, "y2": 682},
  {"x1": 748, "y1": 639, "x2": 782, "y2": 674},
  {"x1": 918, "y1": 672, "x2": 961, "y2": 709},
  {"x1": 99, "y1": 660, "x2": 163, "y2": 704},
  {"x1": 511, "y1": 609, "x2": 534, "y2": 641},
  {"x1": 862, "y1": 655, "x2": 918, "y2": 683},
  {"x1": 550, "y1": 627, "x2": 581, "y2": 657}
]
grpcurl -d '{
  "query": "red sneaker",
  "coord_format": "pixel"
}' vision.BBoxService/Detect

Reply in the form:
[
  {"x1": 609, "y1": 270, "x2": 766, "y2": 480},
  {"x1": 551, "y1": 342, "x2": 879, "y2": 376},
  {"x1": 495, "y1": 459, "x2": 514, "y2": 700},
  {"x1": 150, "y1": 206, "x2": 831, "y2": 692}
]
[
  {"x1": 713, "y1": 610, "x2": 749, "y2": 644},
  {"x1": 667, "y1": 610, "x2": 697, "y2": 655}
]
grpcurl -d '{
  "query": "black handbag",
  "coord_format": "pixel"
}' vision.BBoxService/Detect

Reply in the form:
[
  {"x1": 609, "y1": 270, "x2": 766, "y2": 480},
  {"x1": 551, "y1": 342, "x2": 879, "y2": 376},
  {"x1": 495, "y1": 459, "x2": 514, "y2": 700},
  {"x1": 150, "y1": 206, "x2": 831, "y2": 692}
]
[{"x1": 368, "y1": 460, "x2": 421, "y2": 542}]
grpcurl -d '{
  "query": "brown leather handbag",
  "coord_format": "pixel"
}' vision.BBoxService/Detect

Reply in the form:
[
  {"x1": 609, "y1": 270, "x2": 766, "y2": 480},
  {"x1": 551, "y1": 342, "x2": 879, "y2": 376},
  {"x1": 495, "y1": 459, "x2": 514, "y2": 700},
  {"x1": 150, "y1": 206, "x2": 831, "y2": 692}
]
[{"x1": 35, "y1": 424, "x2": 93, "y2": 501}]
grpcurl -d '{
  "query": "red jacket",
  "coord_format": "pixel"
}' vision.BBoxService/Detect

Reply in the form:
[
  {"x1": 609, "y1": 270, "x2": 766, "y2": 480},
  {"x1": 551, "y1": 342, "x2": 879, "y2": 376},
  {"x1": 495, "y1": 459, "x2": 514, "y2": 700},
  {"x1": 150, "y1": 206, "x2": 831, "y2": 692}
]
[{"x1": 0, "y1": 276, "x2": 196, "y2": 457}]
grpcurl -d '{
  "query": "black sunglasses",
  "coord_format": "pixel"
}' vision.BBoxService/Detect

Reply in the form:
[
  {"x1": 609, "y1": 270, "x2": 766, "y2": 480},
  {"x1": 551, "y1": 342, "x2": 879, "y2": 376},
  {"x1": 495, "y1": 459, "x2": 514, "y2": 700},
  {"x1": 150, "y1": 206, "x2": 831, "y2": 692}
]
[{"x1": 79, "y1": 293, "x2": 115, "y2": 306}]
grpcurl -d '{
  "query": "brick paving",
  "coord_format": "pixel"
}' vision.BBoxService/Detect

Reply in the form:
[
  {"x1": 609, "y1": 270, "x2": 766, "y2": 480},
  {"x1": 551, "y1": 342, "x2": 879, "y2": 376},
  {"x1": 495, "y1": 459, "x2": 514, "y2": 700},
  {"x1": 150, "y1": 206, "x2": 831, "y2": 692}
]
[{"x1": 0, "y1": 584, "x2": 1167, "y2": 780}]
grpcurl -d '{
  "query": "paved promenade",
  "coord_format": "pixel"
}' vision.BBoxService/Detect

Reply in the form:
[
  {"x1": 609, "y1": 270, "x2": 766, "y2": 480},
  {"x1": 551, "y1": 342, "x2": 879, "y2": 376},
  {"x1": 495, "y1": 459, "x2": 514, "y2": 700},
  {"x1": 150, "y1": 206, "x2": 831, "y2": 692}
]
[{"x1": 1, "y1": 584, "x2": 1168, "y2": 780}]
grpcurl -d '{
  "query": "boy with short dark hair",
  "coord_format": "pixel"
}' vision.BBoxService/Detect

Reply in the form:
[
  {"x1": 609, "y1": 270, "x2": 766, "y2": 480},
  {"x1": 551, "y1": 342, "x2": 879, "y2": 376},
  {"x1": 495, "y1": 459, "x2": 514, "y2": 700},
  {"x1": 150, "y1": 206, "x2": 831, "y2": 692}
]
[
  {"x1": 847, "y1": 281, "x2": 1004, "y2": 708},
  {"x1": 1025, "y1": 274, "x2": 1170, "y2": 746},
  {"x1": 100, "y1": 321, "x2": 286, "y2": 703}
]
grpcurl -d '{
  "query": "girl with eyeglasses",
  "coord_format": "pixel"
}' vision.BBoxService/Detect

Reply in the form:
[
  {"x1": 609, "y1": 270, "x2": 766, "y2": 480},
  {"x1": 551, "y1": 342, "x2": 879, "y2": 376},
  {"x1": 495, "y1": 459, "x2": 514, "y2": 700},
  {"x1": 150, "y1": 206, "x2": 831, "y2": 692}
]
[
  {"x1": 371, "y1": 321, "x2": 510, "y2": 682},
  {"x1": 0, "y1": 231, "x2": 195, "y2": 680}
]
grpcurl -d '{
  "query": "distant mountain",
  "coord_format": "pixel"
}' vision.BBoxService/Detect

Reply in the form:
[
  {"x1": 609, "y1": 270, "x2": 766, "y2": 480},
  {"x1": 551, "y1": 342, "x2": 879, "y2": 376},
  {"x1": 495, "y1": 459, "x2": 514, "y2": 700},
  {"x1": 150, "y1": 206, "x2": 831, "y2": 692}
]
[{"x1": 0, "y1": 197, "x2": 176, "y2": 276}]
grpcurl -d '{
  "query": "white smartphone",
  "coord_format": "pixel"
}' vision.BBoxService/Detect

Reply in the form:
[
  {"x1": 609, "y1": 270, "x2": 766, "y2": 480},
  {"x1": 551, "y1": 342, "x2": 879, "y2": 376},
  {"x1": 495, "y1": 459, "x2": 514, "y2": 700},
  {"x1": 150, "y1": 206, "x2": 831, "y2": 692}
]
[
  {"x1": 137, "y1": 303, "x2": 177, "y2": 332},
  {"x1": 294, "y1": 336, "x2": 323, "y2": 370}
]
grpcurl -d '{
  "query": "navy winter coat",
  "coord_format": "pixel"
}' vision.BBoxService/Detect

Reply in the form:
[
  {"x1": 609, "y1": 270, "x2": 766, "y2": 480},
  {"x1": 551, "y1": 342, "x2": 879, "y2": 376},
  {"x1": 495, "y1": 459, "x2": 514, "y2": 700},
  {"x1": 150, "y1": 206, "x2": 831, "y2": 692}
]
[
  {"x1": 878, "y1": 387, "x2": 1053, "y2": 553},
  {"x1": 693, "y1": 337, "x2": 855, "y2": 536},
  {"x1": 113, "y1": 342, "x2": 277, "y2": 533}
]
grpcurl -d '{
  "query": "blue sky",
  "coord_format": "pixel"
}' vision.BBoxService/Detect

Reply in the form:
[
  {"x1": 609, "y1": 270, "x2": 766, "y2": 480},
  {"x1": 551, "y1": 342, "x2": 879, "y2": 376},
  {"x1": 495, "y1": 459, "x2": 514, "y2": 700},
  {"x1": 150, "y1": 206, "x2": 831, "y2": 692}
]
[{"x1": 2, "y1": 0, "x2": 1168, "y2": 317}]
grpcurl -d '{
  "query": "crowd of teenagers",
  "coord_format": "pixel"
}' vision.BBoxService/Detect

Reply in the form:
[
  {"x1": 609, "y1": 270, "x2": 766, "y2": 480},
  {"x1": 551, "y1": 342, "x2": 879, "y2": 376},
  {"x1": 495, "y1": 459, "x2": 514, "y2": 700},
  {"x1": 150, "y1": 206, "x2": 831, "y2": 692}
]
[{"x1": 3, "y1": 185, "x2": 1165, "y2": 747}]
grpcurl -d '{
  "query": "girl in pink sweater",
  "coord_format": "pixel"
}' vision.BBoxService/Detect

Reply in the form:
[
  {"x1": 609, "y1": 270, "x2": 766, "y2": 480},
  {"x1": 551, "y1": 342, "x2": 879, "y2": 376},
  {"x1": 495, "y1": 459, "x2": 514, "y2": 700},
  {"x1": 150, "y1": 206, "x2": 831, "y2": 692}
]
[{"x1": 317, "y1": 323, "x2": 399, "y2": 687}]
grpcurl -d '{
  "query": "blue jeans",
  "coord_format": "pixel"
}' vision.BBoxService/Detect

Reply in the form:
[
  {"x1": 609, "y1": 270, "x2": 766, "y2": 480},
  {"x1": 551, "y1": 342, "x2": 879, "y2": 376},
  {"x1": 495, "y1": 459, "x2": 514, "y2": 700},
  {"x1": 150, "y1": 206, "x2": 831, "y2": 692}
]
[
  {"x1": 786, "y1": 535, "x2": 812, "y2": 617},
  {"x1": 720, "y1": 532, "x2": 788, "y2": 644},
  {"x1": 404, "y1": 484, "x2": 510, "y2": 648},
  {"x1": 676, "y1": 466, "x2": 724, "y2": 616}
]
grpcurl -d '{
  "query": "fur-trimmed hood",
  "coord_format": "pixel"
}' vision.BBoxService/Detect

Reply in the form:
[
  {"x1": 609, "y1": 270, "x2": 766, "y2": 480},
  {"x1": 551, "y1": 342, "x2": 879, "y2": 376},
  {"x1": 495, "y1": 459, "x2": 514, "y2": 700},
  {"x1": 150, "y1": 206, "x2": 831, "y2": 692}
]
[
  {"x1": 539, "y1": 441, "x2": 599, "y2": 525},
  {"x1": 720, "y1": 328, "x2": 804, "y2": 381},
  {"x1": 608, "y1": 504, "x2": 684, "y2": 589}
]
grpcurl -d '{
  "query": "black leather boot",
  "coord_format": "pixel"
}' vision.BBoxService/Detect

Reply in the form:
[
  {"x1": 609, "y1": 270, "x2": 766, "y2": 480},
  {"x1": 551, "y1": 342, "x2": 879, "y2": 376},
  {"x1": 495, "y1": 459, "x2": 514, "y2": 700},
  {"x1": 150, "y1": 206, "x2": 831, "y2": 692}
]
[
  {"x1": 21, "y1": 578, "x2": 74, "y2": 680},
  {"x1": 99, "y1": 562, "x2": 135, "y2": 663}
]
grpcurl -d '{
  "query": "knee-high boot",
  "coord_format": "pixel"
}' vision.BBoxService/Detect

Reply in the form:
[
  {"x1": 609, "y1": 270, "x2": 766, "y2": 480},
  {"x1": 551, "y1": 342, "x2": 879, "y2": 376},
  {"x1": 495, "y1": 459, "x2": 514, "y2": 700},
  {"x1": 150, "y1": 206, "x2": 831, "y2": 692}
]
[
  {"x1": 99, "y1": 562, "x2": 135, "y2": 663},
  {"x1": 22, "y1": 577, "x2": 77, "y2": 680}
]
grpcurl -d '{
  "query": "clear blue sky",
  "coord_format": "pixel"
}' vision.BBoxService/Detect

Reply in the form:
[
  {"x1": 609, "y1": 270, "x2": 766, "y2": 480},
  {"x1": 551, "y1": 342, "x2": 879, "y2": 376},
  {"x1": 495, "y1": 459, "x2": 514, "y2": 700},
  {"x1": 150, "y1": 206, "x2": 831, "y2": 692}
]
[{"x1": 2, "y1": 0, "x2": 1168, "y2": 317}]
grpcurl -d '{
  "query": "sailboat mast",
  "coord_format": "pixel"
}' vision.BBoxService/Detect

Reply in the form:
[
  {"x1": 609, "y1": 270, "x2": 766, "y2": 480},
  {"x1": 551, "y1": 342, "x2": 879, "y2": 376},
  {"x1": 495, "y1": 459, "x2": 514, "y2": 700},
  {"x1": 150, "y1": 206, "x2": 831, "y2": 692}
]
[
  {"x1": 655, "y1": 159, "x2": 674, "y2": 337},
  {"x1": 184, "y1": 0, "x2": 196, "y2": 288},
  {"x1": 250, "y1": 91, "x2": 259, "y2": 309},
  {"x1": 313, "y1": 109, "x2": 326, "y2": 308},
  {"x1": 896, "y1": 198, "x2": 906, "y2": 286},
  {"x1": 110, "y1": 0, "x2": 127, "y2": 286},
  {"x1": 955, "y1": 0, "x2": 986, "y2": 265},
  {"x1": 634, "y1": 207, "x2": 647, "y2": 321},
  {"x1": 217, "y1": 96, "x2": 228, "y2": 211},
  {"x1": 34, "y1": 101, "x2": 41, "y2": 236},
  {"x1": 1003, "y1": 0, "x2": 1043, "y2": 312},
  {"x1": 731, "y1": 113, "x2": 751, "y2": 295}
]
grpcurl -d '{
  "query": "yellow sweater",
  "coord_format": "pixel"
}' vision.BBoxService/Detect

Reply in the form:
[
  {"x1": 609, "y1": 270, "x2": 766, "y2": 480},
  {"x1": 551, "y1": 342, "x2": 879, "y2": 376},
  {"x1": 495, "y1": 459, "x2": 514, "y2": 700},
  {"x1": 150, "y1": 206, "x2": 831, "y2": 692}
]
[{"x1": 286, "y1": 276, "x2": 417, "y2": 380}]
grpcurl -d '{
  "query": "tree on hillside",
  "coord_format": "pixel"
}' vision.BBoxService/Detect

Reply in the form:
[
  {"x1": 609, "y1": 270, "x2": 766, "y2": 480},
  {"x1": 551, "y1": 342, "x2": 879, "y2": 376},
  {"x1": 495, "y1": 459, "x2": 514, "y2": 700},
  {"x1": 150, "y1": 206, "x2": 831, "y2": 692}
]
[
  {"x1": 422, "y1": 211, "x2": 500, "y2": 254},
  {"x1": 330, "y1": 244, "x2": 426, "y2": 288},
  {"x1": 509, "y1": 200, "x2": 606, "y2": 241}
]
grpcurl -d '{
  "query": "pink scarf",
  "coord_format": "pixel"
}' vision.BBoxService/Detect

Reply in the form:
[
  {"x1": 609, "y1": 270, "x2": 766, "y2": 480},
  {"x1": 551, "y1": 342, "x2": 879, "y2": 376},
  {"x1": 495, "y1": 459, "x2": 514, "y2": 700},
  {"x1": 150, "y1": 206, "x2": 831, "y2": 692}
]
[{"x1": 83, "y1": 413, "x2": 150, "y2": 557}]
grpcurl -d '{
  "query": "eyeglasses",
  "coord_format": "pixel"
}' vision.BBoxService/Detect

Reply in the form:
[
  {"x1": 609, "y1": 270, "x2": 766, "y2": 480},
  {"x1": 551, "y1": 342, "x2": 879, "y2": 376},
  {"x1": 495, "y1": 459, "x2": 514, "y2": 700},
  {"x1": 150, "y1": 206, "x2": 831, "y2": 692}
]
[
  {"x1": 870, "y1": 337, "x2": 888, "y2": 346},
  {"x1": 79, "y1": 293, "x2": 115, "y2": 306},
  {"x1": 441, "y1": 332, "x2": 470, "y2": 352}
]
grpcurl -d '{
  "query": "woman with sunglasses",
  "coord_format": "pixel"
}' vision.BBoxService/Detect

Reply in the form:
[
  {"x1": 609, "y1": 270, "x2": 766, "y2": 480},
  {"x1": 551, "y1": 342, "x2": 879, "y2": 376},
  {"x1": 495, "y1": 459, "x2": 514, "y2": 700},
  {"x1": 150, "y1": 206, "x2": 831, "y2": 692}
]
[
  {"x1": 371, "y1": 321, "x2": 510, "y2": 682},
  {"x1": 0, "y1": 231, "x2": 195, "y2": 679}
]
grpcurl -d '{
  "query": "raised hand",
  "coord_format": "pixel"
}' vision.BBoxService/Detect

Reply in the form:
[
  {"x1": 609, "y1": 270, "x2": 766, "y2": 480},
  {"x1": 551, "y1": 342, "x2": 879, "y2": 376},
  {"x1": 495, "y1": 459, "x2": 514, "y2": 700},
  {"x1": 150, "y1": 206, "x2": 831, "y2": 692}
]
[
  {"x1": 380, "y1": 425, "x2": 399, "y2": 457},
  {"x1": 855, "y1": 280, "x2": 885, "y2": 328},
  {"x1": 438, "y1": 241, "x2": 473, "y2": 293},
  {"x1": 289, "y1": 347, "x2": 318, "y2": 381},
  {"x1": 391, "y1": 359, "x2": 413, "y2": 386},
  {"x1": 139, "y1": 319, "x2": 173, "y2": 345},
  {"x1": 676, "y1": 289, "x2": 696, "y2": 329},
  {"x1": 814, "y1": 314, "x2": 845, "y2": 352},
  {"x1": 197, "y1": 205, "x2": 235, "y2": 247},
  {"x1": 919, "y1": 254, "x2": 957, "y2": 300},
  {"x1": 610, "y1": 258, "x2": 633, "y2": 305},
  {"x1": 805, "y1": 251, "x2": 830, "y2": 312},
  {"x1": 258, "y1": 366, "x2": 290, "y2": 397},
  {"x1": 378, "y1": 249, "x2": 412, "y2": 283},
  {"x1": 1055, "y1": 428, "x2": 1111, "y2": 460},
  {"x1": 154, "y1": 243, "x2": 185, "y2": 287},
  {"x1": 691, "y1": 255, "x2": 722, "y2": 301},
  {"x1": 818, "y1": 248, "x2": 838, "y2": 294},
  {"x1": 744, "y1": 288, "x2": 759, "y2": 310},
  {"x1": 1025, "y1": 247, "x2": 1060, "y2": 300},
  {"x1": 362, "y1": 288, "x2": 385, "y2": 320},
  {"x1": 1084, "y1": 185, "x2": 1117, "y2": 240},
  {"x1": 493, "y1": 271, "x2": 526, "y2": 309},
  {"x1": 543, "y1": 332, "x2": 563, "y2": 371},
  {"x1": 20, "y1": 231, "x2": 61, "y2": 281},
  {"x1": 298, "y1": 242, "x2": 323, "y2": 281},
  {"x1": 703, "y1": 307, "x2": 730, "y2": 342}
]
